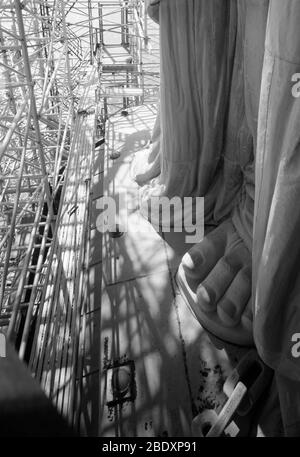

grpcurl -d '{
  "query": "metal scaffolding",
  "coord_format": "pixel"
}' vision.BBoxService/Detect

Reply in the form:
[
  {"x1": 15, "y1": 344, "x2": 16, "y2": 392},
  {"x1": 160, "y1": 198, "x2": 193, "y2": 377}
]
[
  {"x1": 0, "y1": 0, "x2": 93, "y2": 343},
  {"x1": 0, "y1": 0, "x2": 159, "y2": 432},
  {"x1": 96, "y1": 0, "x2": 159, "y2": 120}
]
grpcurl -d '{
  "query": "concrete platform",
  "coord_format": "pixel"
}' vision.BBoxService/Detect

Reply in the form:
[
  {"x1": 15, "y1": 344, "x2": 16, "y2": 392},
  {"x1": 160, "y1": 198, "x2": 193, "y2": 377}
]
[{"x1": 86, "y1": 104, "x2": 237, "y2": 437}]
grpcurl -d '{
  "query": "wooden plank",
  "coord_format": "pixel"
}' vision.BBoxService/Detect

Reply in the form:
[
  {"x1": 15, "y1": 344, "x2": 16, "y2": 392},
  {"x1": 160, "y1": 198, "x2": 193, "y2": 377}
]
[{"x1": 103, "y1": 87, "x2": 144, "y2": 97}]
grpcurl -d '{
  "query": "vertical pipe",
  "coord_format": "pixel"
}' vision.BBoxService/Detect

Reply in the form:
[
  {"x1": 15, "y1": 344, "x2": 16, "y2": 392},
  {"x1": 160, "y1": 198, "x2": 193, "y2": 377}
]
[
  {"x1": 0, "y1": 109, "x2": 31, "y2": 309},
  {"x1": 7, "y1": 192, "x2": 45, "y2": 341},
  {"x1": 98, "y1": 3, "x2": 103, "y2": 45},
  {"x1": 18, "y1": 207, "x2": 53, "y2": 360},
  {"x1": 13, "y1": 0, "x2": 53, "y2": 212},
  {"x1": 88, "y1": 0, "x2": 94, "y2": 64}
]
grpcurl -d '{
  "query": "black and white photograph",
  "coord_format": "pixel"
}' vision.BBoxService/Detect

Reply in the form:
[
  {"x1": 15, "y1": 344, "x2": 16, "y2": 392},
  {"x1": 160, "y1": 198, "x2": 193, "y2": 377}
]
[{"x1": 0, "y1": 0, "x2": 300, "y2": 443}]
